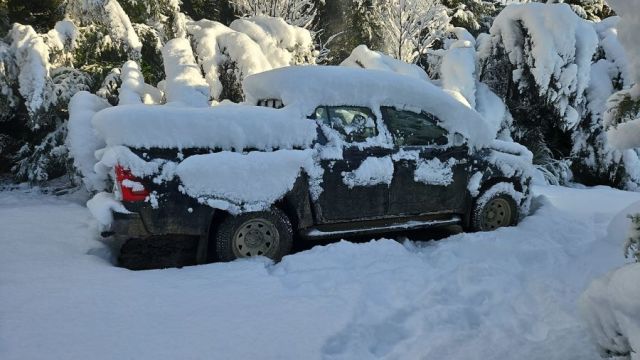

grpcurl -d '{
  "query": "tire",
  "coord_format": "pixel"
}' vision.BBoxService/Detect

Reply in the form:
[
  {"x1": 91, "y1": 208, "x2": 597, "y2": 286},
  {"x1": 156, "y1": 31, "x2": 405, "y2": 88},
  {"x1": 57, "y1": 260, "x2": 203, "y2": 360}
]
[
  {"x1": 469, "y1": 185, "x2": 519, "y2": 232},
  {"x1": 214, "y1": 208, "x2": 293, "y2": 262}
]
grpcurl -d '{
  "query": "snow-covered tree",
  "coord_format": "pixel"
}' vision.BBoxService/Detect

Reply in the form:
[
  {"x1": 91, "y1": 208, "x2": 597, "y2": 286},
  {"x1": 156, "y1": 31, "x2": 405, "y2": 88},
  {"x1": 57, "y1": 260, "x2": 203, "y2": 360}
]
[
  {"x1": 570, "y1": 16, "x2": 640, "y2": 189},
  {"x1": 316, "y1": 0, "x2": 384, "y2": 65},
  {"x1": 441, "y1": 0, "x2": 501, "y2": 35},
  {"x1": 479, "y1": 3, "x2": 598, "y2": 184},
  {"x1": 231, "y1": 0, "x2": 317, "y2": 29},
  {"x1": 373, "y1": 0, "x2": 450, "y2": 63}
]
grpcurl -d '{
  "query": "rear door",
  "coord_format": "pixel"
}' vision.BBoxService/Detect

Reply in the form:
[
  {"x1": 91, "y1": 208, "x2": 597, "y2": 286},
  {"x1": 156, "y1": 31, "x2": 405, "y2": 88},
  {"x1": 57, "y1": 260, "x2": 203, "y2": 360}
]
[
  {"x1": 311, "y1": 106, "x2": 394, "y2": 223},
  {"x1": 382, "y1": 107, "x2": 469, "y2": 216}
]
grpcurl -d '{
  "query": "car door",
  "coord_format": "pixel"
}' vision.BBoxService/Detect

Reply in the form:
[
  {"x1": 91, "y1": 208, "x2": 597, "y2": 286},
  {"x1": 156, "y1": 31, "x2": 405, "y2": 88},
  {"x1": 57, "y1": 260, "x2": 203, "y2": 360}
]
[
  {"x1": 382, "y1": 107, "x2": 469, "y2": 216},
  {"x1": 311, "y1": 106, "x2": 394, "y2": 223}
]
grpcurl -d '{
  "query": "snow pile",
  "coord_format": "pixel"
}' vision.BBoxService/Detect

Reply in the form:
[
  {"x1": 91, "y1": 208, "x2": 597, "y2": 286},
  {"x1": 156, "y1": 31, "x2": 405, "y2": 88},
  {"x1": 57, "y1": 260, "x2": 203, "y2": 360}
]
[
  {"x1": 580, "y1": 263, "x2": 640, "y2": 358},
  {"x1": 484, "y1": 3, "x2": 598, "y2": 129},
  {"x1": 243, "y1": 66, "x2": 494, "y2": 149},
  {"x1": 176, "y1": 150, "x2": 313, "y2": 214},
  {"x1": 414, "y1": 158, "x2": 455, "y2": 186},
  {"x1": 92, "y1": 103, "x2": 318, "y2": 150},
  {"x1": 341, "y1": 45, "x2": 430, "y2": 83},
  {"x1": 118, "y1": 61, "x2": 163, "y2": 105},
  {"x1": 187, "y1": 16, "x2": 315, "y2": 101},
  {"x1": 66, "y1": 91, "x2": 111, "y2": 191},
  {"x1": 161, "y1": 38, "x2": 210, "y2": 107},
  {"x1": 341, "y1": 156, "x2": 394, "y2": 188}
]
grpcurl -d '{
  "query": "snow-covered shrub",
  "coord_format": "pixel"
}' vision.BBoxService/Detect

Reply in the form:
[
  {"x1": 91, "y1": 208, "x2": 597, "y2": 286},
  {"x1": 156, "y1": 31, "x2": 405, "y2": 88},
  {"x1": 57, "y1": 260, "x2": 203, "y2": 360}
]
[
  {"x1": 479, "y1": 3, "x2": 599, "y2": 185},
  {"x1": 580, "y1": 263, "x2": 640, "y2": 359},
  {"x1": 230, "y1": 0, "x2": 317, "y2": 29},
  {"x1": 161, "y1": 38, "x2": 209, "y2": 106},
  {"x1": 187, "y1": 16, "x2": 315, "y2": 102},
  {"x1": 441, "y1": 0, "x2": 500, "y2": 35}
]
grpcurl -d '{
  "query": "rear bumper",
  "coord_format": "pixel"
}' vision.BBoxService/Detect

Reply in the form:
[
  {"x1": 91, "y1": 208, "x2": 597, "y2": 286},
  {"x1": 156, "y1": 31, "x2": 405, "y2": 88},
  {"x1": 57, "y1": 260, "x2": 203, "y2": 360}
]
[{"x1": 101, "y1": 212, "x2": 150, "y2": 239}]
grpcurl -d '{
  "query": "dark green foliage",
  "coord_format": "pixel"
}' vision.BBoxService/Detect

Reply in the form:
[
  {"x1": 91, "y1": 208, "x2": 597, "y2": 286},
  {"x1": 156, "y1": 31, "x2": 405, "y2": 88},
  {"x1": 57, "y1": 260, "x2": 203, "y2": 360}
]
[
  {"x1": 181, "y1": 0, "x2": 236, "y2": 24},
  {"x1": 442, "y1": 0, "x2": 502, "y2": 36},
  {"x1": 6, "y1": 0, "x2": 64, "y2": 33},
  {"x1": 318, "y1": 0, "x2": 383, "y2": 64}
]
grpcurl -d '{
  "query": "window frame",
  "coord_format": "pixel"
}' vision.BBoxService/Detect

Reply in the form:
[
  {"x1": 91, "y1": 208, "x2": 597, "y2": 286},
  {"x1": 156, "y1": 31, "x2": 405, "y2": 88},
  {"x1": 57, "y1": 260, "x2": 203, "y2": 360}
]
[
  {"x1": 312, "y1": 105, "x2": 381, "y2": 145},
  {"x1": 381, "y1": 106, "x2": 450, "y2": 148}
]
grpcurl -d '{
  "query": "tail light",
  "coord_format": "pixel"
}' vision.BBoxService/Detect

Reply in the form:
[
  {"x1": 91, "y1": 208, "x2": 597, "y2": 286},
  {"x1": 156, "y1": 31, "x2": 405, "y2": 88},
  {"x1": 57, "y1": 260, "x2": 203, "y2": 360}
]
[{"x1": 114, "y1": 165, "x2": 149, "y2": 202}]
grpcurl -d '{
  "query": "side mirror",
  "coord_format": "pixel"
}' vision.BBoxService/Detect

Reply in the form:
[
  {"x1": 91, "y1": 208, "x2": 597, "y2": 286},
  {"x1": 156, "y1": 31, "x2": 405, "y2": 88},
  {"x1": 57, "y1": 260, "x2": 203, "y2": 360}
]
[{"x1": 452, "y1": 132, "x2": 466, "y2": 147}]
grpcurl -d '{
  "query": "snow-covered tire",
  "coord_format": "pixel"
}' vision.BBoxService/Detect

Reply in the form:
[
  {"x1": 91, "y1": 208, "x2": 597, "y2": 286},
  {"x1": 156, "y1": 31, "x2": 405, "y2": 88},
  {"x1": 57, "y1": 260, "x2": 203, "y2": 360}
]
[
  {"x1": 214, "y1": 208, "x2": 293, "y2": 262},
  {"x1": 469, "y1": 183, "x2": 519, "y2": 232}
]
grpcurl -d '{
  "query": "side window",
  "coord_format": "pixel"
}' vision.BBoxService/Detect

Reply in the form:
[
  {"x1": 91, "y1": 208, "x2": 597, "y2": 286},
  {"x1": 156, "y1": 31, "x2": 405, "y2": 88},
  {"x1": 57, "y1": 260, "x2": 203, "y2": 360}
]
[
  {"x1": 316, "y1": 106, "x2": 378, "y2": 143},
  {"x1": 382, "y1": 107, "x2": 448, "y2": 146}
]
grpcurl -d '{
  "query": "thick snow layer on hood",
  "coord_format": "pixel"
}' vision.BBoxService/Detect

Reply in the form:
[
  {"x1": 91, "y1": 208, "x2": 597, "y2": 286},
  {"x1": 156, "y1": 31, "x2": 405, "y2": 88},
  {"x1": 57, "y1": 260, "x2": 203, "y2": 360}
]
[
  {"x1": 176, "y1": 150, "x2": 314, "y2": 214},
  {"x1": 92, "y1": 103, "x2": 318, "y2": 150},
  {"x1": 340, "y1": 45, "x2": 430, "y2": 82},
  {"x1": 243, "y1": 66, "x2": 494, "y2": 148}
]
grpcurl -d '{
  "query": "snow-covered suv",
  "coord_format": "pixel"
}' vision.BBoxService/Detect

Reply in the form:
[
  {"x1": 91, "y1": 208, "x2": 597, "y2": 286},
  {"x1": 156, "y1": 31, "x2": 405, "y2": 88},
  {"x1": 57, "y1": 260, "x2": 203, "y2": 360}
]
[{"x1": 89, "y1": 66, "x2": 533, "y2": 269}]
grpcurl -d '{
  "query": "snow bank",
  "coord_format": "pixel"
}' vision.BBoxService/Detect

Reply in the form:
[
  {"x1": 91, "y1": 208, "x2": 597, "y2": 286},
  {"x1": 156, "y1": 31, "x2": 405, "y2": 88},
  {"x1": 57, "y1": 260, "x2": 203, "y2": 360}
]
[
  {"x1": 67, "y1": 91, "x2": 111, "y2": 191},
  {"x1": 176, "y1": 150, "x2": 313, "y2": 214},
  {"x1": 580, "y1": 263, "x2": 640, "y2": 358},
  {"x1": 161, "y1": 38, "x2": 210, "y2": 107},
  {"x1": 243, "y1": 66, "x2": 494, "y2": 148},
  {"x1": 92, "y1": 103, "x2": 318, "y2": 150},
  {"x1": 5, "y1": 186, "x2": 640, "y2": 360},
  {"x1": 341, "y1": 156, "x2": 394, "y2": 188},
  {"x1": 341, "y1": 45, "x2": 430, "y2": 82}
]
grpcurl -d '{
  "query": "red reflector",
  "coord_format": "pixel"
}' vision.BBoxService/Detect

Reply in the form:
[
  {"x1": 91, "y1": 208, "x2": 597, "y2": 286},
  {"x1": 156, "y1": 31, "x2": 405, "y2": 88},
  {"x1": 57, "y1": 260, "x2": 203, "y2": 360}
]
[{"x1": 115, "y1": 165, "x2": 149, "y2": 202}]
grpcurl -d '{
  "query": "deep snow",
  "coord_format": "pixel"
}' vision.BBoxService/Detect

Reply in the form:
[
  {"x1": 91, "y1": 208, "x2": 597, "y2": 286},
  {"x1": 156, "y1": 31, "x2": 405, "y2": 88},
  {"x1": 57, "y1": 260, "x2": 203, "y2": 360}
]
[{"x1": 1, "y1": 184, "x2": 639, "y2": 360}]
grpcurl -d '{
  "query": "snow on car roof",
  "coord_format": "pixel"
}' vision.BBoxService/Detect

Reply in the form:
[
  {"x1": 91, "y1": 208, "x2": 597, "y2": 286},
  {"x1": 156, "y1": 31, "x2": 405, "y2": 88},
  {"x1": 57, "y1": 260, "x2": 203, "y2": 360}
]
[
  {"x1": 243, "y1": 66, "x2": 494, "y2": 148},
  {"x1": 92, "y1": 103, "x2": 317, "y2": 150}
]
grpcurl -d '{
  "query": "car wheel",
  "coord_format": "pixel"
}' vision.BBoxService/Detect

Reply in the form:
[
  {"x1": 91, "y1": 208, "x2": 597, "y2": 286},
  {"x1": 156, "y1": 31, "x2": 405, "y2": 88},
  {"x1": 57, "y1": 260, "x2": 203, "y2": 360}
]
[
  {"x1": 470, "y1": 187, "x2": 519, "y2": 232},
  {"x1": 214, "y1": 208, "x2": 293, "y2": 262}
]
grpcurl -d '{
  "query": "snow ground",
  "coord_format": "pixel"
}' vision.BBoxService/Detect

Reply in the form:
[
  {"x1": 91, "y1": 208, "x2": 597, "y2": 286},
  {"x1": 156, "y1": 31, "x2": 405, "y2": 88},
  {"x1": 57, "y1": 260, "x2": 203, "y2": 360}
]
[{"x1": 1, "y1": 185, "x2": 638, "y2": 360}]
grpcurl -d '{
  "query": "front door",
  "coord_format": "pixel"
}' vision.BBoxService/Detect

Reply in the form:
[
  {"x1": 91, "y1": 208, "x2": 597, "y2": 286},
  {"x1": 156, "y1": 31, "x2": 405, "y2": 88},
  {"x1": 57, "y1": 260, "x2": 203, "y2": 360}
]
[
  {"x1": 311, "y1": 106, "x2": 393, "y2": 223},
  {"x1": 382, "y1": 107, "x2": 469, "y2": 216}
]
